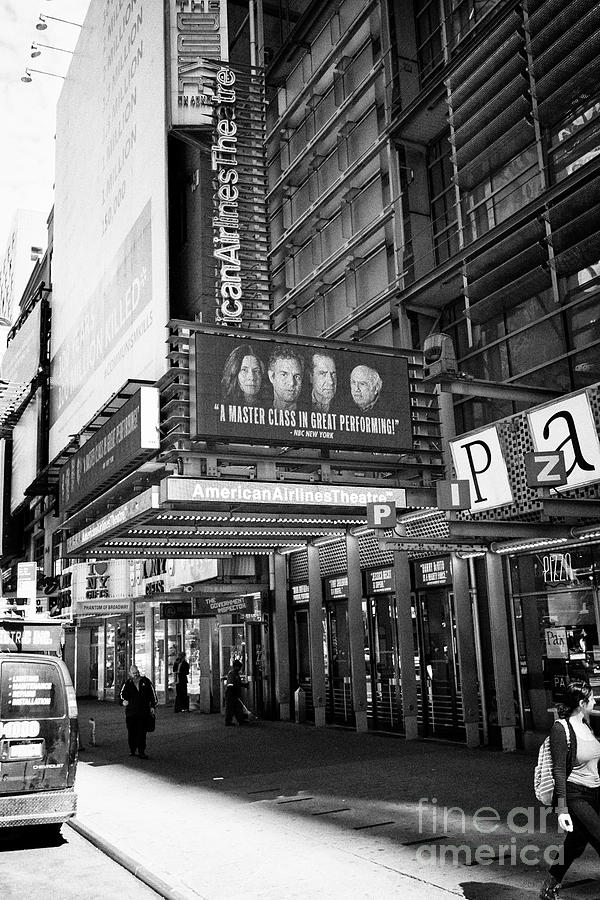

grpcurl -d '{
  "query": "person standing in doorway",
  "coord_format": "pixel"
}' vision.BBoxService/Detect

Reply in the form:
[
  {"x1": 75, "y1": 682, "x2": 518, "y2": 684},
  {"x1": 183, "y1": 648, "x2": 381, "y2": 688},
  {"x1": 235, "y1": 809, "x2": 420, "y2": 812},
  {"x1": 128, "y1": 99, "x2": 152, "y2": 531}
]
[
  {"x1": 119, "y1": 664, "x2": 157, "y2": 758},
  {"x1": 224, "y1": 659, "x2": 248, "y2": 726},
  {"x1": 174, "y1": 651, "x2": 190, "y2": 712}
]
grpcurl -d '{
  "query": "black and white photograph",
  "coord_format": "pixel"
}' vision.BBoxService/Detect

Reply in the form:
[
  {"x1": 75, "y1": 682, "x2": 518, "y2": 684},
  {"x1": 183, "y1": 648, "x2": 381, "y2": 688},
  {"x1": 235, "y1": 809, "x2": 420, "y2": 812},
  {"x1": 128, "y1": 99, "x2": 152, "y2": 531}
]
[{"x1": 1, "y1": 1, "x2": 600, "y2": 899}]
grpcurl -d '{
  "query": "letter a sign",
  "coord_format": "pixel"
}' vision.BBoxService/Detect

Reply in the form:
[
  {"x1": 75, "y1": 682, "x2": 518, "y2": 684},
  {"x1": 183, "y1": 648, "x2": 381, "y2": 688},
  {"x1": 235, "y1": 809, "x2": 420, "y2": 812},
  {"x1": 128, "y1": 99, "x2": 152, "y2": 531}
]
[
  {"x1": 527, "y1": 392, "x2": 600, "y2": 491},
  {"x1": 450, "y1": 426, "x2": 513, "y2": 512}
]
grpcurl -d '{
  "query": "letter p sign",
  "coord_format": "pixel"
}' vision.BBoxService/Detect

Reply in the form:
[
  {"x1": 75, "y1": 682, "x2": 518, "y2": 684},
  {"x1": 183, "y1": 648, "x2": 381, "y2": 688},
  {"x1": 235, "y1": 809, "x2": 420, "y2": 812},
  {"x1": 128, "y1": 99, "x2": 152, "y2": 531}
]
[{"x1": 366, "y1": 502, "x2": 397, "y2": 528}]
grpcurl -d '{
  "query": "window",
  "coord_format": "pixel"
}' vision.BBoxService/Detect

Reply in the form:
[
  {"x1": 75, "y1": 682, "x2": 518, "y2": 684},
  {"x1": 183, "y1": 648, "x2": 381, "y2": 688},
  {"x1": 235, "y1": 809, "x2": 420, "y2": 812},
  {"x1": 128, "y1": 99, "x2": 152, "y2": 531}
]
[
  {"x1": 462, "y1": 145, "x2": 541, "y2": 242},
  {"x1": 549, "y1": 97, "x2": 600, "y2": 183},
  {"x1": 428, "y1": 134, "x2": 459, "y2": 263},
  {"x1": 1, "y1": 661, "x2": 64, "y2": 719}
]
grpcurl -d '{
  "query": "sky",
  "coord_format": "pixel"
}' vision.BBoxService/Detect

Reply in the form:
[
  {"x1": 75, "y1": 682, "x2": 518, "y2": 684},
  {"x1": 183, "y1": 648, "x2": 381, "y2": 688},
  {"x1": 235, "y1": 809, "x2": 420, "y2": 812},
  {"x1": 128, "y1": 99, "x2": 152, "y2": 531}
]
[{"x1": 0, "y1": 0, "x2": 91, "y2": 254}]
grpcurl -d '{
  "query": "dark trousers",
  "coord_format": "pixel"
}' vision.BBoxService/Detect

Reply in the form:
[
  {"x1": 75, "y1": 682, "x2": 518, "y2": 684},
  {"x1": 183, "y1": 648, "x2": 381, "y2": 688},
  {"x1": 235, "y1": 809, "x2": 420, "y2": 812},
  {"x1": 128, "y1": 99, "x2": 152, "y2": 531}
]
[
  {"x1": 174, "y1": 682, "x2": 189, "y2": 712},
  {"x1": 549, "y1": 782, "x2": 600, "y2": 882},
  {"x1": 225, "y1": 687, "x2": 247, "y2": 724},
  {"x1": 126, "y1": 715, "x2": 147, "y2": 754}
]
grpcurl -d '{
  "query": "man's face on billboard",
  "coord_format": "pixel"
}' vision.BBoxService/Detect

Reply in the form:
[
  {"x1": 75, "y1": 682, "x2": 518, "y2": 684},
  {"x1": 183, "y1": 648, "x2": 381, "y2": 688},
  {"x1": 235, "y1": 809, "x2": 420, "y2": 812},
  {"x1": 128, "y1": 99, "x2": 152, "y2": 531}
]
[
  {"x1": 350, "y1": 365, "x2": 380, "y2": 410},
  {"x1": 269, "y1": 355, "x2": 303, "y2": 406},
  {"x1": 311, "y1": 354, "x2": 337, "y2": 404}
]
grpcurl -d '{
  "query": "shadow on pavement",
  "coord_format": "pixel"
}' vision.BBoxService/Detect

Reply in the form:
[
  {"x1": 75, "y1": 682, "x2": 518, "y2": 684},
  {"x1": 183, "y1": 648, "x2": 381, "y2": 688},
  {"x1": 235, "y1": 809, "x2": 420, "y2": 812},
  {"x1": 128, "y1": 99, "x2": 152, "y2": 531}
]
[
  {"x1": 460, "y1": 882, "x2": 541, "y2": 898},
  {"x1": 0, "y1": 824, "x2": 67, "y2": 850}
]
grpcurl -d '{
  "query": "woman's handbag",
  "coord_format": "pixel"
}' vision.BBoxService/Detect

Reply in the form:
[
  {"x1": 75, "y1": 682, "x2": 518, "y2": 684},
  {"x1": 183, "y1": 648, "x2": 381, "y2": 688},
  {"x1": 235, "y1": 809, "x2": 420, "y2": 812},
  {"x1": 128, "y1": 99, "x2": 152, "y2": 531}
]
[{"x1": 145, "y1": 709, "x2": 156, "y2": 732}]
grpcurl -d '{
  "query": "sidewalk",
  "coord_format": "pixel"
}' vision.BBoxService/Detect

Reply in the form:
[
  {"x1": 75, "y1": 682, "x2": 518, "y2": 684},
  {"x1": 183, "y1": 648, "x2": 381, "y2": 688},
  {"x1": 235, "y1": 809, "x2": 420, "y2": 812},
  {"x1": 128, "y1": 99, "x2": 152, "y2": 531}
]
[{"x1": 70, "y1": 701, "x2": 600, "y2": 899}]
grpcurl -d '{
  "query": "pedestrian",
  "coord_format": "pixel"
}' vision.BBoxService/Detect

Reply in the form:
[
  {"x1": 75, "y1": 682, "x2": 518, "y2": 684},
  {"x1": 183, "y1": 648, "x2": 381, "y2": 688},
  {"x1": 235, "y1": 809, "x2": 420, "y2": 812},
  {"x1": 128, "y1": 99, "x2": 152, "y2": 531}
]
[
  {"x1": 119, "y1": 664, "x2": 157, "y2": 759},
  {"x1": 540, "y1": 679, "x2": 600, "y2": 899},
  {"x1": 224, "y1": 659, "x2": 248, "y2": 726},
  {"x1": 174, "y1": 650, "x2": 190, "y2": 712}
]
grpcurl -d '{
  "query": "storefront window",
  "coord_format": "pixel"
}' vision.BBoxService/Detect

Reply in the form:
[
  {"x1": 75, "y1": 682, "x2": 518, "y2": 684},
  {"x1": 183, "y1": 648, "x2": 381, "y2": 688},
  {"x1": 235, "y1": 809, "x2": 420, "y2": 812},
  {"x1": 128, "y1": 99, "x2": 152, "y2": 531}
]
[
  {"x1": 510, "y1": 549, "x2": 600, "y2": 729},
  {"x1": 105, "y1": 621, "x2": 115, "y2": 699},
  {"x1": 153, "y1": 607, "x2": 166, "y2": 703}
]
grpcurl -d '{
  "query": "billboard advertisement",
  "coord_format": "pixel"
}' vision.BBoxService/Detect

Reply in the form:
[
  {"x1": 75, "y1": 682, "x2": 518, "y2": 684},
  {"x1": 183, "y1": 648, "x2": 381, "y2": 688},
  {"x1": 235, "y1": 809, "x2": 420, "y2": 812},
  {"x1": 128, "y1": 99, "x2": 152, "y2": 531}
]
[
  {"x1": 51, "y1": 0, "x2": 169, "y2": 460},
  {"x1": 190, "y1": 329, "x2": 413, "y2": 451},
  {"x1": 11, "y1": 392, "x2": 39, "y2": 513},
  {"x1": 1, "y1": 302, "x2": 42, "y2": 386},
  {"x1": 59, "y1": 386, "x2": 160, "y2": 515},
  {"x1": 168, "y1": 0, "x2": 229, "y2": 128}
]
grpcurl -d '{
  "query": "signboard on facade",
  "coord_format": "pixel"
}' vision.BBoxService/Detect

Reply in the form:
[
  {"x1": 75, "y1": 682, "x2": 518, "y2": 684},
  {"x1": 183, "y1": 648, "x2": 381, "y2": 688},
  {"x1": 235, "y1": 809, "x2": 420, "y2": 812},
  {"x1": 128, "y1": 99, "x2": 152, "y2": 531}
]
[
  {"x1": 160, "y1": 601, "x2": 192, "y2": 620},
  {"x1": 415, "y1": 557, "x2": 452, "y2": 589},
  {"x1": 78, "y1": 599, "x2": 133, "y2": 616},
  {"x1": 16, "y1": 562, "x2": 37, "y2": 600},
  {"x1": 193, "y1": 595, "x2": 254, "y2": 615},
  {"x1": 66, "y1": 487, "x2": 159, "y2": 555},
  {"x1": 162, "y1": 476, "x2": 409, "y2": 510},
  {"x1": 58, "y1": 387, "x2": 160, "y2": 514},
  {"x1": 325, "y1": 576, "x2": 349, "y2": 601},
  {"x1": 168, "y1": 0, "x2": 229, "y2": 128},
  {"x1": 291, "y1": 583, "x2": 309, "y2": 604},
  {"x1": 450, "y1": 425, "x2": 513, "y2": 512},
  {"x1": 1, "y1": 302, "x2": 42, "y2": 385},
  {"x1": 528, "y1": 392, "x2": 600, "y2": 492},
  {"x1": 190, "y1": 329, "x2": 413, "y2": 451},
  {"x1": 0, "y1": 621, "x2": 62, "y2": 653},
  {"x1": 545, "y1": 626, "x2": 568, "y2": 659},
  {"x1": 365, "y1": 568, "x2": 393, "y2": 594},
  {"x1": 51, "y1": 0, "x2": 169, "y2": 459}
]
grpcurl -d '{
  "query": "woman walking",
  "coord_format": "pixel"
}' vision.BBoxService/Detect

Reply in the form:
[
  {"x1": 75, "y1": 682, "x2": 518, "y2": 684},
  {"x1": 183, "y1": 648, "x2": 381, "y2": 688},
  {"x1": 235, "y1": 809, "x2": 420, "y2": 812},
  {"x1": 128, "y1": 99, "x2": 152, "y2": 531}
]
[{"x1": 540, "y1": 679, "x2": 600, "y2": 898}]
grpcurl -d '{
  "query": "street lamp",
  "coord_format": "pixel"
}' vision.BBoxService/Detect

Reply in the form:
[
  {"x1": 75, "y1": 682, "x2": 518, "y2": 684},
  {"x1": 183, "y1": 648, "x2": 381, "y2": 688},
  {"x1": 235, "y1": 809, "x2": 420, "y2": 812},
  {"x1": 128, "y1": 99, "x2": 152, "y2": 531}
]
[
  {"x1": 31, "y1": 41, "x2": 73, "y2": 58},
  {"x1": 36, "y1": 14, "x2": 82, "y2": 30}
]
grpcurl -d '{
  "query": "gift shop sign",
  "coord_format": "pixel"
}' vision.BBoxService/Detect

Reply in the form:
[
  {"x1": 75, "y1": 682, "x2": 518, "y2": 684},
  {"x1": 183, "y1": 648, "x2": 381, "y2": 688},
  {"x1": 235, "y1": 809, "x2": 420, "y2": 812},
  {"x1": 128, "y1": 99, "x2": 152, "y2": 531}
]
[{"x1": 450, "y1": 390, "x2": 600, "y2": 512}]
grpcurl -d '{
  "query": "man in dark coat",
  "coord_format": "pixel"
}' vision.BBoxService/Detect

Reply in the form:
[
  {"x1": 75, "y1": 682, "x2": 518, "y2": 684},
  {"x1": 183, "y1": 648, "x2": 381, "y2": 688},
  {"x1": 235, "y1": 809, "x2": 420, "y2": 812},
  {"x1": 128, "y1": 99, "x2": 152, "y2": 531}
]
[
  {"x1": 224, "y1": 659, "x2": 248, "y2": 726},
  {"x1": 119, "y1": 664, "x2": 157, "y2": 758},
  {"x1": 174, "y1": 651, "x2": 190, "y2": 712}
]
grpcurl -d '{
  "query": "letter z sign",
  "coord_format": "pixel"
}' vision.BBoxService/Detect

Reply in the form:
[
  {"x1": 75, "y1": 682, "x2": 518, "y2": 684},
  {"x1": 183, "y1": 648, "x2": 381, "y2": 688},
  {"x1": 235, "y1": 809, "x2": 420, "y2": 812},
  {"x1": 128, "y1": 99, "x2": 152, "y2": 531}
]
[{"x1": 524, "y1": 451, "x2": 567, "y2": 488}]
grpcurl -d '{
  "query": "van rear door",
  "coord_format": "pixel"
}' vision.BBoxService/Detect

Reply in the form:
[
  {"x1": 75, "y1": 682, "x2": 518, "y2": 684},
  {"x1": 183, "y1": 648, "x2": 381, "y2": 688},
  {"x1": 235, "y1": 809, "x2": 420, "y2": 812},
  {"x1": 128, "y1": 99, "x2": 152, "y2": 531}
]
[{"x1": 0, "y1": 657, "x2": 73, "y2": 793}]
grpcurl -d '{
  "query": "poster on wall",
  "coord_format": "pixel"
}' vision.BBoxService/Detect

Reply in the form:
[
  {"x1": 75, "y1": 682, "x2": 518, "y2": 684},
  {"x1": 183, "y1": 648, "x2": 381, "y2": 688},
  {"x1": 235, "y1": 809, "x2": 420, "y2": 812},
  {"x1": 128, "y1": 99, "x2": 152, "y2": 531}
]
[
  {"x1": 50, "y1": 0, "x2": 169, "y2": 460},
  {"x1": 190, "y1": 329, "x2": 413, "y2": 451}
]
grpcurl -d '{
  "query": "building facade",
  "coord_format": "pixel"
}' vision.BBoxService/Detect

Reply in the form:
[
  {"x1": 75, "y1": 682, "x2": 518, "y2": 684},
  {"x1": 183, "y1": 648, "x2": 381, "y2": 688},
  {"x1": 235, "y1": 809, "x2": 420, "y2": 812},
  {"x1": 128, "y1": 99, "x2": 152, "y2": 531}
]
[{"x1": 1, "y1": 0, "x2": 600, "y2": 750}]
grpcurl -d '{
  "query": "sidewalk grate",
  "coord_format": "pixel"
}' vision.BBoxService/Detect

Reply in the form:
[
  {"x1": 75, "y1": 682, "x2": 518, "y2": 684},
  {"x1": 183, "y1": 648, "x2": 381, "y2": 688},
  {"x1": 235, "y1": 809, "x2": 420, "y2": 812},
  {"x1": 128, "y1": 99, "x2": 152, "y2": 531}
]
[
  {"x1": 353, "y1": 820, "x2": 395, "y2": 830},
  {"x1": 247, "y1": 788, "x2": 282, "y2": 795},
  {"x1": 403, "y1": 834, "x2": 449, "y2": 846},
  {"x1": 311, "y1": 808, "x2": 351, "y2": 816}
]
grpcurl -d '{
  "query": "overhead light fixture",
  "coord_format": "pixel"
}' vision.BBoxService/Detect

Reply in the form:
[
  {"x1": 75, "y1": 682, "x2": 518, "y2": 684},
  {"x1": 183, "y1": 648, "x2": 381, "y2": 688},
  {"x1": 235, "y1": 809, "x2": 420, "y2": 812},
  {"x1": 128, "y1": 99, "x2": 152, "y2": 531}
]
[
  {"x1": 31, "y1": 41, "x2": 73, "y2": 58},
  {"x1": 571, "y1": 525, "x2": 600, "y2": 541},
  {"x1": 312, "y1": 534, "x2": 344, "y2": 548},
  {"x1": 490, "y1": 536, "x2": 569, "y2": 555},
  {"x1": 36, "y1": 13, "x2": 82, "y2": 31},
  {"x1": 21, "y1": 67, "x2": 65, "y2": 83}
]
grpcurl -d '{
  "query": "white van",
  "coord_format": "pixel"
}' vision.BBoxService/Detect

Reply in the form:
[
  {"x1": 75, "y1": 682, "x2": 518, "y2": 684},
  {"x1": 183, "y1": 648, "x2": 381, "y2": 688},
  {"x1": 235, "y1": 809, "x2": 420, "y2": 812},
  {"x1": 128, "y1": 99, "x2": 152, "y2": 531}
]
[{"x1": 0, "y1": 619, "x2": 78, "y2": 833}]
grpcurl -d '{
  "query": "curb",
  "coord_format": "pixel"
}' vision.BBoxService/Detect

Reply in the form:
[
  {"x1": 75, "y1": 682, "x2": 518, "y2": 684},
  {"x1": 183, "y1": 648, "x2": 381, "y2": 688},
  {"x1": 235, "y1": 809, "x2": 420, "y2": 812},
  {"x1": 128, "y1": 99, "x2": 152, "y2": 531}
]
[{"x1": 67, "y1": 817, "x2": 206, "y2": 900}]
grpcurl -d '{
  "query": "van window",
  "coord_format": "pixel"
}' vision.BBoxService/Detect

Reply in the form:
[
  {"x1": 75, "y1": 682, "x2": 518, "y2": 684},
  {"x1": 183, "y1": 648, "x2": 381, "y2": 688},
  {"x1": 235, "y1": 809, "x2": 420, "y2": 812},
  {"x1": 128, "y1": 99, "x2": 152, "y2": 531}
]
[{"x1": 0, "y1": 661, "x2": 64, "y2": 718}]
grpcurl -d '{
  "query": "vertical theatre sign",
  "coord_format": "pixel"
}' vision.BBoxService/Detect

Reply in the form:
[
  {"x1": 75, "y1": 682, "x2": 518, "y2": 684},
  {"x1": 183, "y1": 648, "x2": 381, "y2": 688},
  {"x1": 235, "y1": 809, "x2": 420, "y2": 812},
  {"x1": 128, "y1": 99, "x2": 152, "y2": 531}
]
[
  {"x1": 170, "y1": 0, "x2": 229, "y2": 127},
  {"x1": 212, "y1": 66, "x2": 242, "y2": 326}
]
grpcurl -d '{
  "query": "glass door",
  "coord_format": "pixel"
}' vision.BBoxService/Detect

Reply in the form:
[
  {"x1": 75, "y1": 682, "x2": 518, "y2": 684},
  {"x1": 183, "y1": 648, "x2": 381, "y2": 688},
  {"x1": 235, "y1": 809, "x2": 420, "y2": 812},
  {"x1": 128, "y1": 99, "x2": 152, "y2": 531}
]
[
  {"x1": 324, "y1": 601, "x2": 354, "y2": 726},
  {"x1": 417, "y1": 588, "x2": 463, "y2": 739},
  {"x1": 365, "y1": 595, "x2": 402, "y2": 731}
]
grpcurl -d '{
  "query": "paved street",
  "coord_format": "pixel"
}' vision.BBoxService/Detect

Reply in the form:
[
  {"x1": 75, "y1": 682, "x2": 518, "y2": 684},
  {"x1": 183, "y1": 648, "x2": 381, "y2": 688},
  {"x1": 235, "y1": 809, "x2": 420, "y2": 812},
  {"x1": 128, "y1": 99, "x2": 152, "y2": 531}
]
[
  {"x1": 0, "y1": 821, "x2": 161, "y2": 900},
  {"x1": 70, "y1": 701, "x2": 600, "y2": 899}
]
